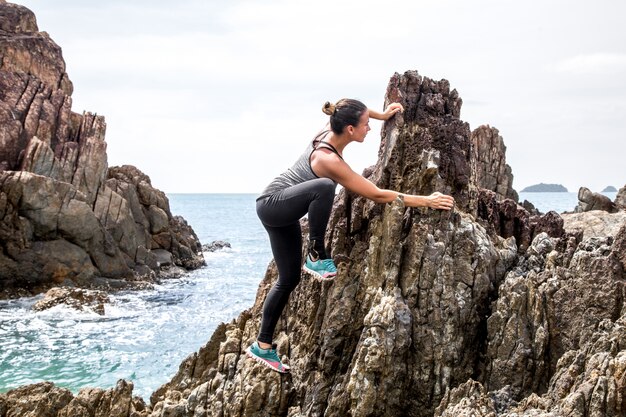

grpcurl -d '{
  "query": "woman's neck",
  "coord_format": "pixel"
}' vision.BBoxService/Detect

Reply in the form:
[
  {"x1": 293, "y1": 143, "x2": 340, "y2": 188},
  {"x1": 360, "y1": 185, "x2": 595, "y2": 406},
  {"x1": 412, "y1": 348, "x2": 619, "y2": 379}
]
[{"x1": 326, "y1": 132, "x2": 349, "y2": 155}]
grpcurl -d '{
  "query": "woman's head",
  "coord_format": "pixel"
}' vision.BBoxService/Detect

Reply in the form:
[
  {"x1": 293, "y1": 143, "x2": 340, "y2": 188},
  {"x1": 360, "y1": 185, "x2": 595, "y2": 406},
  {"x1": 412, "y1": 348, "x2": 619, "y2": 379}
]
[{"x1": 322, "y1": 99, "x2": 367, "y2": 135}]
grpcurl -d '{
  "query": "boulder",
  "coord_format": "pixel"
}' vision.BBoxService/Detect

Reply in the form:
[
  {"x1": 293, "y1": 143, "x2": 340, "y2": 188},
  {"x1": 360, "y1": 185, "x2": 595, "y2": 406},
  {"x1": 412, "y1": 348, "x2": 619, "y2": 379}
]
[
  {"x1": 615, "y1": 184, "x2": 626, "y2": 208},
  {"x1": 471, "y1": 125, "x2": 518, "y2": 202},
  {"x1": 202, "y1": 240, "x2": 232, "y2": 252},
  {"x1": 575, "y1": 186, "x2": 618, "y2": 213},
  {"x1": 33, "y1": 287, "x2": 110, "y2": 315}
]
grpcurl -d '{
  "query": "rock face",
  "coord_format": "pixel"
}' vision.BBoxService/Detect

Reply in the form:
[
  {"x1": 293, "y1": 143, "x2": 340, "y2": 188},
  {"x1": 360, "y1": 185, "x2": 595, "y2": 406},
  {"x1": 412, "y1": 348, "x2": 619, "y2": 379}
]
[
  {"x1": 1, "y1": 68, "x2": 624, "y2": 417},
  {"x1": 471, "y1": 125, "x2": 518, "y2": 202},
  {"x1": 0, "y1": 2, "x2": 204, "y2": 297},
  {"x1": 575, "y1": 186, "x2": 618, "y2": 213},
  {"x1": 615, "y1": 184, "x2": 626, "y2": 208}
]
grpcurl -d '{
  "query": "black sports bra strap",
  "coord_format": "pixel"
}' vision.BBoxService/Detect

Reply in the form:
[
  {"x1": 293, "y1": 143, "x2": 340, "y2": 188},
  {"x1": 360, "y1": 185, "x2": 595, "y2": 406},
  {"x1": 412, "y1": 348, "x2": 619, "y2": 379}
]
[{"x1": 314, "y1": 140, "x2": 344, "y2": 160}]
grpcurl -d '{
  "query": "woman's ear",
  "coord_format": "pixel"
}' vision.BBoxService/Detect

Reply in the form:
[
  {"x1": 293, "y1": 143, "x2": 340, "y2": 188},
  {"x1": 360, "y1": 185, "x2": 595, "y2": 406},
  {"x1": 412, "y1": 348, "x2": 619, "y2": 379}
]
[{"x1": 346, "y1": 125, "x2": 355, "y2": 136}]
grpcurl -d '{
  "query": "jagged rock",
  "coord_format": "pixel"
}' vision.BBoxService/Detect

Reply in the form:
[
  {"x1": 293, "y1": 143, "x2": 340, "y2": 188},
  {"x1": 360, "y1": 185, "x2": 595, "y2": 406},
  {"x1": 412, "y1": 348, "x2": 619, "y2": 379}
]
[
  {"x1": 476, "y1": 189, "x2": 564, "y2": 252},
  {"x1": 0, "y1": 380, "x2": 149, "y2": 417},
  {"x1": 33, "y1": 287, "x2": 110, "y2": 315},
  {"x1": 575, "y1": 186, "x2": 618, "y2": 213},
  {"x1": 483, "y1": 230, "x2": 625, "y2": 407},
  {"x1": 471, "y1": 125, "x2": 518, "y2": 202},
  {"x1": 202, "y1": 240, "x2": 232, "y2": 252},
  {"x1": 0, "y1": 2, "x2": 204, "y2": 297},
  {"x1": 615, "y1": 184, "x2": 626, "y2": 208},
  {"x1": 434, "y1": 379, "x2": 497, "y2": 416},
  {"x1": 2, "y1": 36, "x2": 624, "y2": 416},
  {"x1": 561, "y1": 210, "x2": 626, "y2": 239}
]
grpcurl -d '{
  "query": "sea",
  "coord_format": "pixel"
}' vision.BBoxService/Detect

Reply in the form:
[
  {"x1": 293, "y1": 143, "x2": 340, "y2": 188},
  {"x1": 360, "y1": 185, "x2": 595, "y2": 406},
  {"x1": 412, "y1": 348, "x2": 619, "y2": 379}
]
[{"x1": 0, "y1": 191, "x2": 618, "y2": 400}]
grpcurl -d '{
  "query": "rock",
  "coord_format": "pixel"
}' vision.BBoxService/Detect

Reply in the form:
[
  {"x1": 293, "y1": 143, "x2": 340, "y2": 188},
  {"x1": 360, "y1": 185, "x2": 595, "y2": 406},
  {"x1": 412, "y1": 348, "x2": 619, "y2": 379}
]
[
  {"x1": 476, "y1": 189, "x2": 564, "y2": 252},
  {"x1": 3, "y1": 61, "x2": 625, "y2": 417},
  {"x1": 33, "y1": 287, "x2": 110, "y2": 315},
  {"x1": 0, "y1": 380, "x2": 149, "y2": 417},
  {"x1": 434, "y1": 379, "x2": 497, "y2": 417},
  {"x1": 0, "y1": 2, "x2": 204, "y2": 297},
  {"x1": 471, "y1": 124, "x2": 518, "y2": 202},
  {"x1": 202, "y1": 240, "x2": 232, "y2": 252},
  {"x1": 602, "y1": 185, "x2": 617, "y2": 192},
  {"x1": 561, "y1": 210, "x2": 626, "y2": 239},
  {"x1": 575, "y1": 186, "x2": 618, "y2": 213},
  {"x1": 615, "y1": 184, "x2": 626, "y2": 208}
]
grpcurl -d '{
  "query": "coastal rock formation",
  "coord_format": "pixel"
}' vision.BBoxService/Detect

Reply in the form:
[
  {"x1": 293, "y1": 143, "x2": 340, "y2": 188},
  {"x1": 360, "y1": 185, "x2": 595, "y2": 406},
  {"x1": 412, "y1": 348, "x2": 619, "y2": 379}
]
[
  {"x1": 471, "y1": 125, "x2": 518, "y2": 202},
  {"x1": 615, "y1": 184, "x2": 626, "y2": 208},
  {"x1": 33, "y1": 287, "x2": 110, "y2": 315},
  {"x1": 0, "y1": 1, "x2": 204, "y2": 297},
  {"x1": 575, "y1": 186, "x2": 618, "y2": 213},
  {"x1": 1, "y1": 20, "x2": 624, "y2": 416}
]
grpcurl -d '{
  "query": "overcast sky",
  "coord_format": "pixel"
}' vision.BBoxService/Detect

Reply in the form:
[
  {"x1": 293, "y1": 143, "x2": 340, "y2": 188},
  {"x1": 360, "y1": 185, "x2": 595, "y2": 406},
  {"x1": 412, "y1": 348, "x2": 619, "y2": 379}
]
[{"x1": 17, "y1": 0, "x2": 626, "y2": 194}]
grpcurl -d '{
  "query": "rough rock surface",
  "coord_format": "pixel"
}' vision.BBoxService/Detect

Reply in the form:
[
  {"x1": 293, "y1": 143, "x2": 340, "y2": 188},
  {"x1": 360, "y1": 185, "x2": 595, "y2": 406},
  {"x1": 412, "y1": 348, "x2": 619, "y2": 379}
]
[
  {"x1": 561, "y1": 210, "x2": 626, "y2": 239},
  {"x1": 0, "y1": 1, "x2": 204, "y2": 297},
  {"x1": 575, "y1": 186, "x2": 618, "y2": 213},
  {"x1": 615, "y1": 184, "x2": 626, "y2": 208},
  {"x1": 33, "y1": 287, "x2": 110, "y2": 315},
  {"x1": 471, "y1": 125, "x2": 518, "y2": 202},
  {"x1": 2, "y1": 67, "x2": 624, "y2": 417},
  {"x1": 476, "y1": 189, "x2": 564, "y2": 253}
]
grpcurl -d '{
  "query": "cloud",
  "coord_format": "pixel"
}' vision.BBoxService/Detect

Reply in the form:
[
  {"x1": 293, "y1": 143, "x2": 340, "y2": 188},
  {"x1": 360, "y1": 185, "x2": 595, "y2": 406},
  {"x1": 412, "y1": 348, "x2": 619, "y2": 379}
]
[{"x1": 554, "y1": 53, "x2": 626, "y2": 75}]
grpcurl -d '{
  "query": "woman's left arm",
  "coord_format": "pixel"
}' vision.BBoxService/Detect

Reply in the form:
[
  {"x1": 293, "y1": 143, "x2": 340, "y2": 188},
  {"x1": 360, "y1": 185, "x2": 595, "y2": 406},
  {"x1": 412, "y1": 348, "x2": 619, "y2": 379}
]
[{"x1": 369, "y1": 102, "x2": 404, "y2": 121}]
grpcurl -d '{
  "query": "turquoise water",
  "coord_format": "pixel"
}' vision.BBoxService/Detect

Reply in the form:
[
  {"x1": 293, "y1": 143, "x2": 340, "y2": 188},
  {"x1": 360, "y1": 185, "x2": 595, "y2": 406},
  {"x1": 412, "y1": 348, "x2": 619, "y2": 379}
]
[{"x1": 0, "y1": 191, "x2": 619, "y2": 400}]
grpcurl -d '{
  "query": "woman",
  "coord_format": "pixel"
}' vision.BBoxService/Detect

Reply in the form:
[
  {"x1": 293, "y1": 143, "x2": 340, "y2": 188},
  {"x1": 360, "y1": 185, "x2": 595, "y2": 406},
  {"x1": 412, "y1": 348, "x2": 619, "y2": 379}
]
[{"x1": 246, "y1": 99, "x2": 455, "y2": 373}]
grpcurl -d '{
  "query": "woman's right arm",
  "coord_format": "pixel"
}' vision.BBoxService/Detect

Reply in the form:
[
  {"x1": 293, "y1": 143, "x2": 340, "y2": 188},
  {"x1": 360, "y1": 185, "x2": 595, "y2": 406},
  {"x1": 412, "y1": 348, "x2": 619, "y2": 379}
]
[{"x1": 313, "y1": 154, "x2": 454, "y2": 210}]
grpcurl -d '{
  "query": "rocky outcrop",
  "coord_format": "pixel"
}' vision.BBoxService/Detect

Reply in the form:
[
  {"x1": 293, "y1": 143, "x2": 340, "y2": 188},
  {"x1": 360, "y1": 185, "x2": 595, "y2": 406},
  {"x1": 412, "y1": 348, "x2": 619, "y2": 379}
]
[
  {"x1": 575, "y1": 186, "x2": 619, "y2": 213},
  {"x1": 2, "y1": 64, "x2": 624, "y2": 417},
  {"x1": 33, "y1": 287, "x2": 110, "y2": 315},
  {"x1": 0, "y1": 380, "x2": 148, "y2": 417},
  {"x1": 561, "y1": 210, "x2": 626, "y2": 239},
  {"x1": 615, "y1": 184, "x2": 626, "y2": 208},
  {"x1": 471, "y1": 125, "x2": 518, "y2": 202},
  {"x1": 476, "y1": 189, "x2": 564, "y2": 253},
  {"x1": 0, "y1": 2, "x2": 204, "y2": 297}
]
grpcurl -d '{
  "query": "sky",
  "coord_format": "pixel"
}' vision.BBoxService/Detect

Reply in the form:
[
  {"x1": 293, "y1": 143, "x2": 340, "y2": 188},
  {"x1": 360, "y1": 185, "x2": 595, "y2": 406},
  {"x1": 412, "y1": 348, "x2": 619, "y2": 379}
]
[{"x1": 16, "y1": 0, "x2": 626, "y2": 194}]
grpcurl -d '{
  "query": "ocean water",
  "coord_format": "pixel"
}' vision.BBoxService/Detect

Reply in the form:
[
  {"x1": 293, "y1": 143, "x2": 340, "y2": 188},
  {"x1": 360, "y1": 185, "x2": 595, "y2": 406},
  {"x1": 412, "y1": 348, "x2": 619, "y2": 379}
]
[
  {"x1": 519, "y1": 191, "x2": 617, "y2": 214},
  {"x1": 0, "y1": 191, "x2": 619, "y2": 400},
  {"x1": 0, "y1": 194, "x2": 271, "y2": 400}
]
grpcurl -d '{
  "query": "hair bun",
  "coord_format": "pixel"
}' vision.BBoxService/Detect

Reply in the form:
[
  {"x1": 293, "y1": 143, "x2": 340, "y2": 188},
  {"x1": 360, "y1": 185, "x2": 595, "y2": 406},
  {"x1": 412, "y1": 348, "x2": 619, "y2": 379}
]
[{"x1": 322, "y1": 101, "x2": 336, "y2": 116}]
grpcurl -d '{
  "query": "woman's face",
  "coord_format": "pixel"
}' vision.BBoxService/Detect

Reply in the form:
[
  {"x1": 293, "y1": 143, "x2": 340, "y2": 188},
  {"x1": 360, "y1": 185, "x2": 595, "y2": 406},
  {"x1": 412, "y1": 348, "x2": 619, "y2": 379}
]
[{"x1": 351, "y1": 111, "x2": 371, "y2": 142}]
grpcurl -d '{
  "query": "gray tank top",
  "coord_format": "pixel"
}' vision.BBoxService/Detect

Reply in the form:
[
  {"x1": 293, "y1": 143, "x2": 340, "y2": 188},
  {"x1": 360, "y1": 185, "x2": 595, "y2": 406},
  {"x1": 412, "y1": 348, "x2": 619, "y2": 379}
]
[{"x1": 258, "y1": 130, "x2": 343, "y2": 200}]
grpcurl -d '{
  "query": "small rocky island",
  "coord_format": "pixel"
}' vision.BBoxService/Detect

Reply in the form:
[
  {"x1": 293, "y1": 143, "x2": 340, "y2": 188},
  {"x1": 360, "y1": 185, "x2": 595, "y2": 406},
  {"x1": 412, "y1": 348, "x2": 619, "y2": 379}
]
[
  {"x1": 520, "y1": 183, "x2": 568, "y2": 192},
  {"x1": 603, "y1": 185, "x2": 617, "y2": 192}
]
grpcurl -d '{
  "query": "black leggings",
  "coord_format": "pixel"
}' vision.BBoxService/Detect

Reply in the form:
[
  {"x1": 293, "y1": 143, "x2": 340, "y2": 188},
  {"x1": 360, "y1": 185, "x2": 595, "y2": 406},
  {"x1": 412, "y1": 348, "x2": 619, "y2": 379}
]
[{"x1": 256, "y1": 178, "x2": 337, "y2": 344}]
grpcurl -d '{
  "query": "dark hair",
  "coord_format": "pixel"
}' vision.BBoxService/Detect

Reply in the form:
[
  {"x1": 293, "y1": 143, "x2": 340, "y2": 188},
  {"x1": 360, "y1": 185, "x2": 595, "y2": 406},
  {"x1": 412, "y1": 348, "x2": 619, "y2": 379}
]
[{"x1": 322, "y1": 98, "x2": 367, "y2": 134}]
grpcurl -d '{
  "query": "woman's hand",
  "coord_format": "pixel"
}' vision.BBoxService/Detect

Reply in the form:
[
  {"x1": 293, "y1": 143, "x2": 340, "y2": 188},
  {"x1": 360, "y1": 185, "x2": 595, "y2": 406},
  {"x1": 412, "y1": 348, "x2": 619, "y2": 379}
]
[
  {"x1": 369, "y1": 103, "x2": 404, "y2": 121},
  {"x1": 381, "y1": 103, "x2": 404, "y2": 120},
  {"x1": 426, "y1": 192, "x2": 455, "y2": 210}
]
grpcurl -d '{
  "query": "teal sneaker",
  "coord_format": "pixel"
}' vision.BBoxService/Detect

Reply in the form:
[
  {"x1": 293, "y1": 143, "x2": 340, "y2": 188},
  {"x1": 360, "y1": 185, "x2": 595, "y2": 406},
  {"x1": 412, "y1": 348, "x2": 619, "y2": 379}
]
[
  {"x1": 245, "y1": 341, "x2": 290, "y2": 373},
  {"x1": 303, "y1": 254, "x2": 337, "y2": 280}
]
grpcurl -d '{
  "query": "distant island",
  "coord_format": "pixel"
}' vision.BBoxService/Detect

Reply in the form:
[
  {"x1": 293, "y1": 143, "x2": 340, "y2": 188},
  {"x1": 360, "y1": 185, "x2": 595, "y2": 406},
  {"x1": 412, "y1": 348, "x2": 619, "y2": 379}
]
[
  {"x1": 520, "y1": 183, "x2": 568, "y2": 192},
  {"x1": 602, "y1": 186, "x2": 617, "y2": 192}
]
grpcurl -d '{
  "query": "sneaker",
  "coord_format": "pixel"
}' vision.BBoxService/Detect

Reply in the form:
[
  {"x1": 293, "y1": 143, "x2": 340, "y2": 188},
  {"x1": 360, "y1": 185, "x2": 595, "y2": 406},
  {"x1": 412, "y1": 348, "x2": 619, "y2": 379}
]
[
  {"x1": 303, "y1": 254, "x2": 337, "y2": 280},
  {"x1": 245, "y1": 341, "x2": 290, "y2": 373}
]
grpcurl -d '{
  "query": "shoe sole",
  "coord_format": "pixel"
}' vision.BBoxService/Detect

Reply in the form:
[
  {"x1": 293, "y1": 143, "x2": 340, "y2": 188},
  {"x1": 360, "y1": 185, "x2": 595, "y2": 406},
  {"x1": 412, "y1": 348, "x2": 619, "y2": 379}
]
[
  {"x1": 302, "y1": 265, "x2": 337, "y2": 281},
  {"x1": 245, "y1": 347, "x2": 290, "y2": 374}
]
